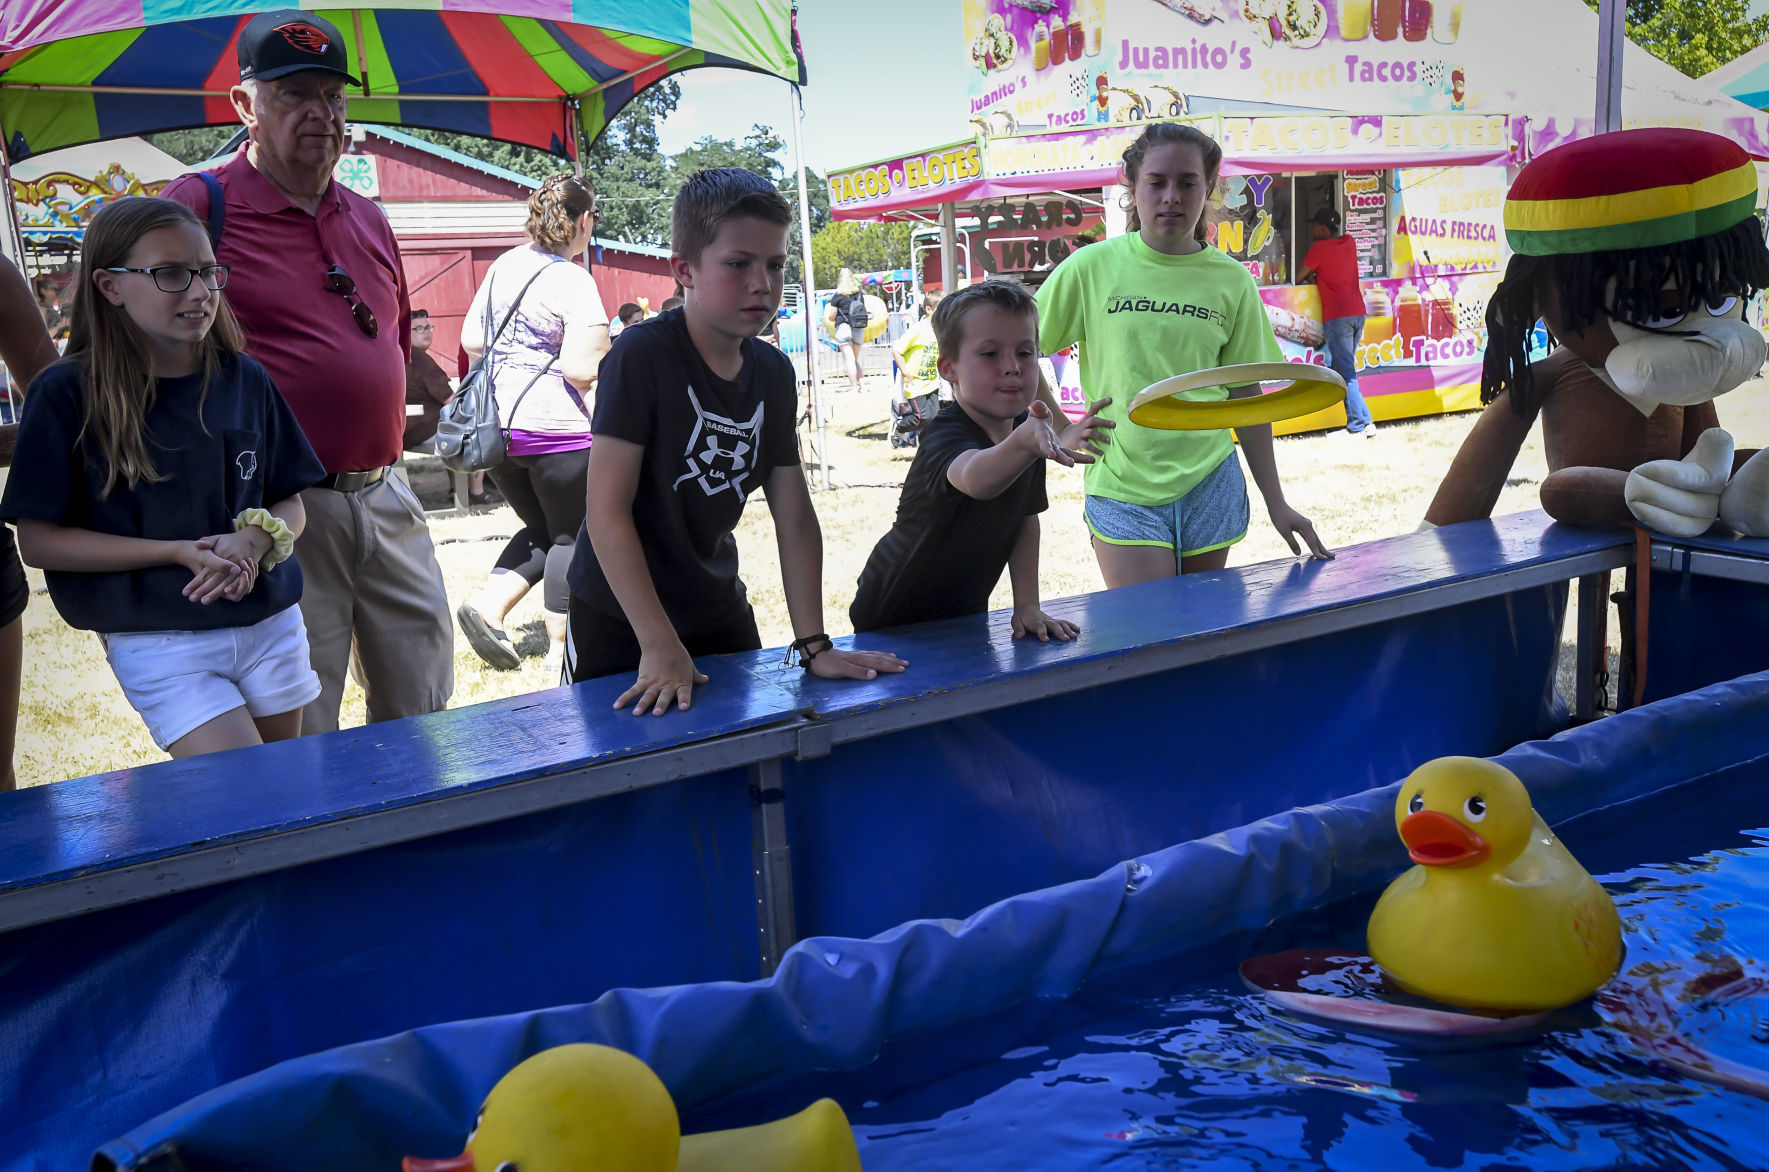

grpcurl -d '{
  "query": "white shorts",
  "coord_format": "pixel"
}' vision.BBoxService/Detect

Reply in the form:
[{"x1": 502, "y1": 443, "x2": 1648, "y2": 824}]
[{"x1": 102, "y1": 606, "x2": 322, "y2": 750}]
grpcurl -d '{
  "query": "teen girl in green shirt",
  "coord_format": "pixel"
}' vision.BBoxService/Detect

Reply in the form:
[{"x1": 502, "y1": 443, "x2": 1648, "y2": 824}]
[{"x1": 1037, "y1": 122, "x2": 1332, "y2": 586}]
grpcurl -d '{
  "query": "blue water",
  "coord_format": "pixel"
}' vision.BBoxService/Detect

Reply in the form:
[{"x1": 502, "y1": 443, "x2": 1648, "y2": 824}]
[{"x1": 691, "y1": 765, "x2": 1769, "y2": 1170}]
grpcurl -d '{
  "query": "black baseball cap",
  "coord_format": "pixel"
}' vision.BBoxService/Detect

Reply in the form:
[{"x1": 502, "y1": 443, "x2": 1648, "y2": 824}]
[
  {"x1": 238, "y1": 10, "x2": 361, "y2": 86},
  {"x1": 1311, "y1": 207, "x2": 1343, "y2": 231}
]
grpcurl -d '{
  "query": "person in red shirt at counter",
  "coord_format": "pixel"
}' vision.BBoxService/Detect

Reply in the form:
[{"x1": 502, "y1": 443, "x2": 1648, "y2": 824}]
[
  {"x1": 1298, "y1": 207, "x2": 1372, "y2": 436},
  {"x1": 163, "y1": 9, "x2": 453, "y2": 733}
]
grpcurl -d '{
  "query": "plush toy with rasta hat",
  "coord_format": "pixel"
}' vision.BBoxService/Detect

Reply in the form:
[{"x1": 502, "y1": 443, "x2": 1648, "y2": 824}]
[{"x1": 1426, "y1": 128, "x2": 1769, "y2": 538}]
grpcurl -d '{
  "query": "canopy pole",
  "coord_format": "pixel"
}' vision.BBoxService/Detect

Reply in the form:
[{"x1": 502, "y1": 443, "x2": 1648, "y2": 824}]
[
  {"x1": 789, "y1": 82, "x2": 828, "y2": 491},
  {"x1": 0, "y1": 135, "x2": 27, "y2": 270},
  {"x1": 1595, "y1": 0, "x2": 1625, "y2": 134},
  {"x1": 939, "y1": 202, "x2": 957, "y2": 295}
]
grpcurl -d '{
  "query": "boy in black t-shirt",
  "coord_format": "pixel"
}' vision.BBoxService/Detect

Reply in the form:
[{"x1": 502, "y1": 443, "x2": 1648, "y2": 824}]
[
  {"x1": 566, "y1": 168, "x2": 908, "y2": 712},
  {"x1": 851, "y1": 281, "x2": 1110, "y2": 636}
]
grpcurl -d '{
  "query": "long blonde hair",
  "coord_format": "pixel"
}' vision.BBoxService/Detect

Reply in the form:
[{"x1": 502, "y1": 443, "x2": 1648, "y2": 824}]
[
  {"x1": 64, "y1": 197, "x2": 246, "y2": 497},
  {"x1": 835, "y1": 268, "x2": 859, "y2": 296}
]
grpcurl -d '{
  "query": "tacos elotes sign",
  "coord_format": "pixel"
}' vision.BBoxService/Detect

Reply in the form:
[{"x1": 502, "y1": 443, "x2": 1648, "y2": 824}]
[{"x1": 828, "y1": 141, "x2": 984, "y2": 214}]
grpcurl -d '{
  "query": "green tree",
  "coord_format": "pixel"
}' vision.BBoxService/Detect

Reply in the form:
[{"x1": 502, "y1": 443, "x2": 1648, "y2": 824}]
[
  {"x1": 669, "y1": 123, "x2": 829, "y2": 283},
  {"x1": 1583, "y1": 0, "x2": 1769, "y2": 78},
  {"x1": 146, "y1": 127, "x2": 238, "y2": 165},
  {"x1": 580, "y1": 79, "x2": 682, "y2": 245},
  {"x1": 809, "y1": 220, "x2": 914, "y2": 290}
]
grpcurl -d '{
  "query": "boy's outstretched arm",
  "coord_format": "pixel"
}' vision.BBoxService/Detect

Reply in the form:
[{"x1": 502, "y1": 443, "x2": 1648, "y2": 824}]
[
  {"x1": 764, "y1": 463, "x2": 909, "y2": 680},
  {"x1": 1007, "y1": 515, "x2": 1079, "y2": 642},
  {"x1": 949, "y1": 400, "x2": 1108, "y2": 499},
  {"x1": 586, "y1": 436, "x2": 709, "y2": 714},
  {"x1": 1226, "y1": 383, "x2": 1333, "y2": 560}
]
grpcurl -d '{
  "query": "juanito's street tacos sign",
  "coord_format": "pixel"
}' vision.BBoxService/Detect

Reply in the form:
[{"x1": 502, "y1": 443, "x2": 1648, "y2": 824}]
[{"x1": 961, "y1": 0, "x2": 1769, "y2": 150}]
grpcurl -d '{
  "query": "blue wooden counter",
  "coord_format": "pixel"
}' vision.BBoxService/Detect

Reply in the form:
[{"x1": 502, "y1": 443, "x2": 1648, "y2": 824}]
[
  {"x1": 0, "y1": 664, "x2": 806, "y2": 932},
  {"x1": 730, "y1": 510, "x2": 1632, "y2": 739},
  {"x1": 1644, "y1": 527, "x2": 1769, "y2": 701}
]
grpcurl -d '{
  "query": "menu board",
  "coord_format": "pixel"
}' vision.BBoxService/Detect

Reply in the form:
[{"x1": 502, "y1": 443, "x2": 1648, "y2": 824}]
[{"x1": 1343, "y1": 171, "x2": 1389, "y2": 279}]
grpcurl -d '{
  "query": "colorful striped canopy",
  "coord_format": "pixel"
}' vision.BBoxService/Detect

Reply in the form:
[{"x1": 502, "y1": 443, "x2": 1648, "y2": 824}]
[{"x1": 0, "y1": 2, "x2": 802, "y2": 161}]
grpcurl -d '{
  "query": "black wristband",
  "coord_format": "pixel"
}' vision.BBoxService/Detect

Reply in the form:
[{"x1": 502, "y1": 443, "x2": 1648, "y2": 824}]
[{"x1": 786, "y1": 632, "x2": 833, "y2": 669}]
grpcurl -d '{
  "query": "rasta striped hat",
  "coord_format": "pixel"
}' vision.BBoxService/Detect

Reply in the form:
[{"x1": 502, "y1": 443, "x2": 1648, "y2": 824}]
[{"x1": 1505, "y1": 128, "x2": 1759, "y2": 257}]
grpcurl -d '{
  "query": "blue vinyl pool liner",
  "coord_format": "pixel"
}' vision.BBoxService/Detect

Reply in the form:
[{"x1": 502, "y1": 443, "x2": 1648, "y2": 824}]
[{"x1": 94, "y1": 669, "x2": 1769, "y2": 1172}]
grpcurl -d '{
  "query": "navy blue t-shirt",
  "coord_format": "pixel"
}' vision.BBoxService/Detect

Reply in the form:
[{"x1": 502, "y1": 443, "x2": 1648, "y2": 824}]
[{"x1": 0, "y1": 354, "x2": 325, "y2": 633}]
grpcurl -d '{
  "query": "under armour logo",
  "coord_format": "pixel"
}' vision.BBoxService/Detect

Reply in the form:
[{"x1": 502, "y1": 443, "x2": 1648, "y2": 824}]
[
  {"x1": 673, "y1": 386, "x2": 764, "y2": 499},
  {"x1": 236, "y1": 451, "x2": 258, "y2": 480},
  {"x1": 275, "y1": 23, "x2": 329, "y2": 55}
]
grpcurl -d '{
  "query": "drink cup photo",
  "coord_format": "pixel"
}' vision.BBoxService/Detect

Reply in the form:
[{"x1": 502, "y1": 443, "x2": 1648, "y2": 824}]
[{"x1": 1339, "y1": 0, "x2": 1373, "y2": 39}]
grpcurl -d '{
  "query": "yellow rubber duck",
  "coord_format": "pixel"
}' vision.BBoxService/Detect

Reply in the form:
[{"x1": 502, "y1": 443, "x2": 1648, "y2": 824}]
[
  {"x1": 1367, "y1": 757, "x2": 1623, "y2": 1012},
  {"x1": 402, "y1": 1043, "x2": 862, "y2": 1172}
]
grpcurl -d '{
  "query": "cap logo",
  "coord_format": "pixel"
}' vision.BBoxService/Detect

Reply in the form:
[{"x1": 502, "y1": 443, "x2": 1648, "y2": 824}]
[{"x1": 275, "y1": 22, "x2": 330, "y2": 55}]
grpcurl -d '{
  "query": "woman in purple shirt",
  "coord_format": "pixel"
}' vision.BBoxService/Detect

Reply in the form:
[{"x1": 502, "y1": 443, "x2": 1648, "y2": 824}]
[{"x1": 456, "y1": 175, "x2": 610, "y2": 673}]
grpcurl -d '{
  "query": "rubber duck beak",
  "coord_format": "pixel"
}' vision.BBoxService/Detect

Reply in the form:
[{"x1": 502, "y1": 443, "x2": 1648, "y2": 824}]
[
  {"x1": 1400, "y1": 810, "x2": 1491, "y2": 867},
  {"x1": 402, "y1": 1155, "x2": 474, "y2": 1171}
]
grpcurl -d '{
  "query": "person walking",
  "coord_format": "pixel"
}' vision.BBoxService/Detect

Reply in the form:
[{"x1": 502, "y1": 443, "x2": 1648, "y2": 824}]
[
  {"x1": 162, "y1": 8, "x2": 453, "y2": 733},
  {"x1": 823, "y1": 268, "x2": 868, "y2": 390},
  {"x1": 454, "y1": 175, "x2": 610, "y2": 672},
  {"x1": 1298, "y1": 207, "x2": 1372, "y2": 436}
]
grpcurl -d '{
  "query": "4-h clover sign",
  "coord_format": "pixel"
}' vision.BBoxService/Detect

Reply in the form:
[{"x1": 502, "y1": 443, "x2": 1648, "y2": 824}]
[{"x1": 332, "y1": 154, "x2": 380, "y2": 199}]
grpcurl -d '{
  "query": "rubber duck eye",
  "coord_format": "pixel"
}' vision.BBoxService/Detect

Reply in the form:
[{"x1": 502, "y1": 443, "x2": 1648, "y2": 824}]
[
  {"x1": 1463, "y1": 795, "x2": 1487, "y2": 822},
  {"x1": 496, "y1": 1163, "x2": 516, "y2": 1172},
  {"x1": 1407, "y1": 793, "x2": 1424, "y2": 815}
]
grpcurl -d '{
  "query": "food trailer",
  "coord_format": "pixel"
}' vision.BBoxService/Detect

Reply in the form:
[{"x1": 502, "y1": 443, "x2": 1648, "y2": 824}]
[{"x1": 833, "y1": 0, "x2": 1769, "y2": 434}]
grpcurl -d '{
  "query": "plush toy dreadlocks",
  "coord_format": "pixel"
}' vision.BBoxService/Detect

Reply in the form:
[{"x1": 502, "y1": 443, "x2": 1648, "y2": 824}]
[{"x1": 1426, "y1": 128, "x2": 1769, "y2": 537}]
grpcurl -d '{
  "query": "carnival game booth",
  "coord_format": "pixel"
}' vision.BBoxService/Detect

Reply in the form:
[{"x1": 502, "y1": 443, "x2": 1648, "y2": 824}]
[
  {"x1": 0, "y1": 515, "x2": 1758, "y2": 1168},
  {"x1": 831, "y1": 0, "x2": 1769, "y2": 435}
]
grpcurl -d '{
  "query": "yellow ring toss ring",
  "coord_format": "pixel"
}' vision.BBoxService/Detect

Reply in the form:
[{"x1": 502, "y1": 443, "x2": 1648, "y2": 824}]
[{"x1": 1127, "y1": 362, "x2": 1347, "y2": 430}]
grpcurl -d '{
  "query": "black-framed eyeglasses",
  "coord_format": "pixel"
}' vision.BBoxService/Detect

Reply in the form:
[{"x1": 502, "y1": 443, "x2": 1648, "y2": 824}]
[
  {"x1": 104, "y1": 264, "x2": 229, "y2": 293},
  {"x1": 323, "y1": 264, "x2": 379, "y2": 339}
]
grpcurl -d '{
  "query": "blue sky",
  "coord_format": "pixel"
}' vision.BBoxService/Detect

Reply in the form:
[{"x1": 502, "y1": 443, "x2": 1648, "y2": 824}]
[{"x1": 658, "y1": 0, "x2": 970, "y2": 173}]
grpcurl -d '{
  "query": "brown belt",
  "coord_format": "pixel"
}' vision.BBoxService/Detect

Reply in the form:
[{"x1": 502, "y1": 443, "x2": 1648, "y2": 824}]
[{"x1": 317, "y1": 467, "x2": 389, "y2": 493}]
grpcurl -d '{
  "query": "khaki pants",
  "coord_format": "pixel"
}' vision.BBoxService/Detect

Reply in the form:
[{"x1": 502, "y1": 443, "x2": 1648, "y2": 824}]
[{"x1": 296, "y1": 474, "x2": 453, "y2": 733}]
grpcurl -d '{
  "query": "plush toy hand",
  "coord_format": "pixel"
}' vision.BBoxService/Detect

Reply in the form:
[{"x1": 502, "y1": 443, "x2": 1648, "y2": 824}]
[
  {"x1": 1624, "y1": 427, "x2": 1734, "y2": 537},
  {"x1": 1720, "y1": 447, "x2": 1769, "y2": 539}
]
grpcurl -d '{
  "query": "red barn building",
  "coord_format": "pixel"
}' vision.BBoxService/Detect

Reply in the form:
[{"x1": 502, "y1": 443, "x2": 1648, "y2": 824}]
[{"x1": 346, "y1": 126, "x2": 676, "y2": 361}]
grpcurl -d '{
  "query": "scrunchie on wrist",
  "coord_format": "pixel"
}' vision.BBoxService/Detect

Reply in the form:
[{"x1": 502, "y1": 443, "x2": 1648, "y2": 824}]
[{"x1": 233, "y1": 507, "x2": 295, "y2": 570}]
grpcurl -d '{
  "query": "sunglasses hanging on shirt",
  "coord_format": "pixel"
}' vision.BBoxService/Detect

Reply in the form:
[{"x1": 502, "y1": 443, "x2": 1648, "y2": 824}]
[{"x1": 324, "y1": 264, "x2": 379, "y2": 339}]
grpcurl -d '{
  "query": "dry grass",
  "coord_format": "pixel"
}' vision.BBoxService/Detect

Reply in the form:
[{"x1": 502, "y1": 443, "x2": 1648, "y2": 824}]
[{"x1": 14, "y1": 379, "x2": 1769, "y2": 787}]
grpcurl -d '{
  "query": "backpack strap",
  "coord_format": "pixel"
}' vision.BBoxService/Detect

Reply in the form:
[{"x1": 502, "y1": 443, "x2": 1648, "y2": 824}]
[
  {"x1": 481, "y1": 256, "x2": 562, "y2": 432},
  {"x1": 198, "y1": 171, "x2": 225, "y2": 250}
]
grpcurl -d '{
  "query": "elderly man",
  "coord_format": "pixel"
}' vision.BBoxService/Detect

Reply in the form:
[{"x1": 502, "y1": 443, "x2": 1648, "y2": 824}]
[{"x1": 164, "y1": 9, "x2": 452, "y2": 732}]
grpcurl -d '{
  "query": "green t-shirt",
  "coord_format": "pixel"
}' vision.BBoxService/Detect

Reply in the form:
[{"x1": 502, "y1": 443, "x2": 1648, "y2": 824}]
[
  {"x1": 1036, "y1": 233, "x2": 1283, "y2": 506},
  {"x1": 896, "y1": 318, "x2": 941, "y2": 399}
]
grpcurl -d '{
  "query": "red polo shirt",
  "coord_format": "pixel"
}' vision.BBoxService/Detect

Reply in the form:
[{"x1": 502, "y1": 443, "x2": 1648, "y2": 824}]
[
  {"x1": 164, "y1": 148, "x2": 411, "y2": 473},
  {"x1": 1301, "y1": 234, "x2": 1364, "y2": 323}
]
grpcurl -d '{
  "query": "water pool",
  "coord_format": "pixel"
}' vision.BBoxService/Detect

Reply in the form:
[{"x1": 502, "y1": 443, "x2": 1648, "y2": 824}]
[{"x1": 689, "y1": 762, "x2": 1769, "y2": 1171}]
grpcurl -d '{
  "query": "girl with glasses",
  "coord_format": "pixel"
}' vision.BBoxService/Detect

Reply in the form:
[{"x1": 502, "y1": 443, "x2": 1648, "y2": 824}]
[{"x1": 0, "y1": 197, "x2": 328, "y2": 760}]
